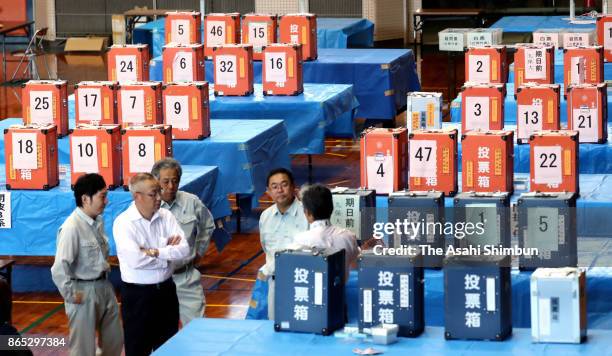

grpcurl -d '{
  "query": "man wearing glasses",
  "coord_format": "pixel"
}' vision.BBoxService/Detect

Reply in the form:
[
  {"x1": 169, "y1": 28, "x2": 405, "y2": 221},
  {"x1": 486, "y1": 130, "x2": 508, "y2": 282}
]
[
  {"x1": 151, "y1": 158, "x2": 215, "y2": 326},
  {"x1": 258, "y1": 168, "x2": 308, "y2": 319},
  {"x1": 113, "y1": 173, "x2": 189, "y2": 355}
]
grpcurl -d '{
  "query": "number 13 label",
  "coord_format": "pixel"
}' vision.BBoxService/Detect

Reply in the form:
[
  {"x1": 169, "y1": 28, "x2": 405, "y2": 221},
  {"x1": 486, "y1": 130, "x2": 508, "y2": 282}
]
[
  {"x1": 12, "y1": 133, "x2": 37, "y2": 170},
  {"x1": 29, "y1": 91, "x2": 53, "y2": 125},
  {"x1": 534, "y1": 146, "x2": 562, "y2": 184},
  {"x1": 128, "y1": 136, "x2": 155, "y2": 173},
  {"x1": 468, "y1": 55, "x2": 490, "y2": 83},
  {"x1": 366, "y1": 154, "x2": 394, "y2": 194}
]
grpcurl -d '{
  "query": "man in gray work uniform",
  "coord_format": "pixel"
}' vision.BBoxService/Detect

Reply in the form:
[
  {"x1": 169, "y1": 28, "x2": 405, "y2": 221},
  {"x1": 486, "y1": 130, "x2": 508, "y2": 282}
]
[
  {"x1": 51, "y1": 173, "x2": 123, "y2": 356},
  {"x1": 152, "y1": 158, "x2": 215, "y2": 325}
]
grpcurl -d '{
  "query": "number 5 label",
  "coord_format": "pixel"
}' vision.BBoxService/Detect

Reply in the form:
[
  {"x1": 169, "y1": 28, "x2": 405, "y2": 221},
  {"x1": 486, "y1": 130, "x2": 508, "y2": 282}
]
[
  {"x1": 71, "y1": 136, "x2": 99, "y2": 173},
  {"x1": 468, "y1": 55, "x2": 490, "y2": 83},
  {"x1": 409, "y1": 140, "x2": 437, "y2": 178},
  {"x1": 366, "y1": 154, "x2": 394, "y2": 194},
  {"x1": 128, "y1": 136, "x2": 155, "y2": 173},
  {"x1": 172, "y1": 51, "x2": 193, "y2": 82},
  {"x1": 29, "y1": 91, "x2": 53, "y2": 125},
  {"x1": 171, "y1": 19, "x2": 190, "y2": 44},
  {"x1": 533, "y1": 146, "x2": 562, "y2": 184},
  {"x1": 465, "y1": 96, "x2": 490, "y2": 131},
  {"x1": 12, "y1": 133, "x2": 38, "y2": 170}
]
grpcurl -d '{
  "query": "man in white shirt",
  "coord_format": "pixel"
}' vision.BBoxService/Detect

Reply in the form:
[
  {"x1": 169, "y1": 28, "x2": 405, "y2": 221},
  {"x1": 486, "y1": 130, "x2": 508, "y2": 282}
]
[
  {"x1": 293, "y1": 184, "x2": 360, "y2": 281},
  {"x1": 113, "y1": 173, "x2": 189, "y2": 356},
  {"x1": 152, "y1": 158, "x2": 215, "y2": 325},
  {"x1": 259, "y1": 168, "x2": 308, "y2": 319}
]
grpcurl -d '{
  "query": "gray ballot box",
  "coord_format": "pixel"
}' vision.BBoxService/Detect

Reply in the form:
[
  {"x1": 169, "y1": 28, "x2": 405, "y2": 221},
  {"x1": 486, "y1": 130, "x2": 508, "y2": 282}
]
[
  {"x1": 388, "y1": 190, "x2": 445, "y2": 268},
  {"x1": 444, "y1": 254, "x2": 512, "y2": 341},
  {"x1": 330, "y1": 187, "x2": 376, "y2": 243},
  {"x1": 530, "y1": 268, "x2": 587, "y2": 343},
  {"x1": 274, "y1": 248, "x2": 345, "y2": 335},
  {"x1": 453, "y1": 192, "x2": 511, "y2": 250},
  {"x1": 517, "y1": 192, "x2": 578, "y2": 270},
  {"x1": 357, "y1": 250, "x2": 424, "y2": 337}
]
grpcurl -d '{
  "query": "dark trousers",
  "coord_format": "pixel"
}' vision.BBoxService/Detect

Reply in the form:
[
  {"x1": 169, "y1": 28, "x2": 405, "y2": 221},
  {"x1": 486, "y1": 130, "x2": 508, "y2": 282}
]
[{"x1": 121, "y1": 278, "x2": 179, "y2": 356}]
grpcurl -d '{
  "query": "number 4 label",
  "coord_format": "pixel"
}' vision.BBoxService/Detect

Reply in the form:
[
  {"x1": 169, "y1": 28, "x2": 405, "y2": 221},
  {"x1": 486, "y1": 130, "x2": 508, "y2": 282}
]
[
  {"x1": 409, "y1": 140, "x2": 437, "y2": 178},
  {"x1": 71, "y1": 136, "x2": 99, "y2": 173},
  {"x1": 12, "y1": 133, "x2": 38, "y2": 170},
  {"x1": 468, "y1": 55, "x2": 490, "y2": 83},
  {"x1": 128, "y1": 136, "x2": 155, "y2": 173},
  {"x1": 534, "y1": 146, "x2": 562, "y2": 184},
  {"x1": 366, "y1": 154, "x2": 394, "y2": 194}
]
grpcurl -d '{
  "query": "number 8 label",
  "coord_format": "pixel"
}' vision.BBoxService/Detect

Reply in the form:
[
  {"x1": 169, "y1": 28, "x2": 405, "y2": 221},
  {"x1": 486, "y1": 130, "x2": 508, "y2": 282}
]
[
  {"x1": 12, "y1": 132, "x2": 38, "y2": 170},
  {"x1": 366, "y1": 153, "x2": 394, "y2": 194},
  {"x1": 128, "y1": 136, "x2": 155, "y2": 173},
  {"x1": 71, "y1": 136, "x2": 99, "y2": 173},
  {"x1": 533, "y1": 146, "x2": 562, "y2": 184},
  {"x1": 29, "y1": 91, "x2": 53, "y2": 125}
]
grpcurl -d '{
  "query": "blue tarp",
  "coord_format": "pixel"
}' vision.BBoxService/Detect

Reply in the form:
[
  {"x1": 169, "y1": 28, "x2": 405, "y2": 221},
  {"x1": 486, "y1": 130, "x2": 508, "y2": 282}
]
[
  {"x1": 150, "y1": 48, "x2": 418, "y2": 121},
  {"x1": 153, "y1": 318, "x2": 612, "y2": 355},
  {"x1": 508, "y1": 49, "x2": 612, "y2": 84},
  {"x1": 0, "y1": 164, "x2": 221, "y2": 255},
  {"x1": 133, "y1": 17, "x2": 374, "y2": 58},
  {"x1": 491, "y1": 15, "x2": 596, "y2": 33}
]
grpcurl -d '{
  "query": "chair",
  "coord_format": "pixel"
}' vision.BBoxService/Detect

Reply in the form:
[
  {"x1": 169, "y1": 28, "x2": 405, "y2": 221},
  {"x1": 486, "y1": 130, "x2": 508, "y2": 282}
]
[{"x1": 10, "y1": 27, "x2": 51, "y2": 81}]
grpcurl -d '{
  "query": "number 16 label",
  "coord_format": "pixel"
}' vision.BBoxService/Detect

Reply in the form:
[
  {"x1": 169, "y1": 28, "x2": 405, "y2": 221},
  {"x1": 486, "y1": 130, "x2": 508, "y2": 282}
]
[
  {"x1": 534, "y1": 146, "x2": 562, "y2": 184},
  {"x1": 366, "y1": 154, "x2": 394, "y2": 194},
  {"x1": 128, "y1": 136, "x2": 155, "y2": 173}
]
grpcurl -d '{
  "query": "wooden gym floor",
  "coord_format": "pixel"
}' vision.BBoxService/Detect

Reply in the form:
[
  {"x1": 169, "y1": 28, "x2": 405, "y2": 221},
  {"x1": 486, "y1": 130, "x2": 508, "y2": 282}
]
[{"x1": 0, "y1": 45, "x2": 451, "y2": 355}]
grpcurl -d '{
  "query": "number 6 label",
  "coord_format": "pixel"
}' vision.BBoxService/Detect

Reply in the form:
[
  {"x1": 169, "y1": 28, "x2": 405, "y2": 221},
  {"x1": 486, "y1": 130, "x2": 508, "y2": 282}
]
[
  {"x1": 534, "y1": 146, "x2": 562, "y2": 184},
  {"x1": 366, "y1": 154, "x2": 394, "y2": 194},
  {"x1": 29, "y1": 91, "x2": 53, "y2": 125},
  {"x1": 172, "y1": 51, "x2": 193, "y2": 82},
  {"x1": 128, "y1": 136, "x2": 155, "y2": 173},
  {"x1": 71, "y1": 136, "x2": 99, "y2": 173},
  {"x1": 12, "y1": 133, "x2": 38, "y2": 170},
  {"x1": 468, "y1": 55, "x2": 490, "y2": 83}
]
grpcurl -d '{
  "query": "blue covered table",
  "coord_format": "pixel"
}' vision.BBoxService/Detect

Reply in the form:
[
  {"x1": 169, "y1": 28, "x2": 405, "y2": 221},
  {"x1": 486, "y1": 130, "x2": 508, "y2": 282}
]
[
  {"x1": 154, "y1": 318, "x2": 612, "y2": 355},
  {"x1": 134, "y1": 17, "x2": 374, "y2": 58},
  {"x1": 0, "y1": 164, "x2": 221, "y2": 255},
  {"x1": 491, "y1": 15, "x2": 596, "y2": 33},
  {"x1": 150, "y1": 48, "x2": 418, "y2": 121}
]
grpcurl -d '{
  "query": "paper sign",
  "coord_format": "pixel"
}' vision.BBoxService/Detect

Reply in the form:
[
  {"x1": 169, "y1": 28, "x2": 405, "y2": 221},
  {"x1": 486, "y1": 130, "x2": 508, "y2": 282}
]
[
  {"x1": 120, "y1": 90, "x2": 145, "y2": 124},
  {"x1": 164, "y1": 95, "x2": 189, "y2": 130},
  {"x1": 29, "y1": 91, "x2": 53, "y2": 125},
  {"x1": 128, "y1": 136, "x2": 155, "y2": 173},
  {"x1": 12, "y1": 132, "x2": 38, "y2": 170},
  {"x1": 115, "y1": 55, "x2": 137, "y2": 82},
  {"x1": 264, "y1": 52, "x2": 287, "y2": 83},
  {"x1": 409, "y1": 139, "x2": 437, "y2": 178},
  {"x1": 517, "y1": 104, "x2": 543, "y2": 140},
  {"x1": 206, "y1": 21, "x2": 226, "y2": 47},
  {"x1": 465, "y1": 96, "x2": 490, "y2": 131},
  {"x1": 533, "y1": 146, "x2": 562, "y2": 184},
  {"x1": 570, "y1": 56, "x2": 586, "y2": 85},
  {"x1": 248, "y1": 22, "x2": 268, "y2": 47},
  {"x1": 525, "y1": 48, "x2": 547, "y2": 80},
  {"x1": 468, "y1": 55, "x2": 490, "y2": 83},
  {"x1": 215, "y1": 55, "x2": 237, "y2": 86},
  {"x1": 77, "y1": 88, "x2": 102, "y2": 122},
  {"x1": 0, "y1": 192, "x2": 12, "y2": 228},
  {"x1": 572, "y1": 107, "x2": 598, "y2": 142},
  {"x1": 71, "y1": 136, "x2": 99, "y2": 173},
  {"x1": 366, "y1": 154, "x2": 394, "y2": 194},
  {"x1": 171, "y1": 19, "x2": 191, "y2": 44},
  {"x1": 172, "y1": 51, "x2": 194, "y2": 82}
]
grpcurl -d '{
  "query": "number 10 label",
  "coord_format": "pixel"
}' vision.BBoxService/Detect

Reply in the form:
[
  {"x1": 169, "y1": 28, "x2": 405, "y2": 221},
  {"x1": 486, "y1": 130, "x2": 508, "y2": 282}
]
[{"x1": 71, "y1": 136, "x2": 99, "y2": 173}]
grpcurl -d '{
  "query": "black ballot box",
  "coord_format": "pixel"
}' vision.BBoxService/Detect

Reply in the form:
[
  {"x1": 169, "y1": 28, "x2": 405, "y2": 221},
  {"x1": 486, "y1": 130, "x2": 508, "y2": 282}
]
[
  {"x1": 517, "y1": 192, "x2": 578, "y2": 270},
  {"x1": 357, "y1": 250, "x2": 424, "y2": 337},
  {"x1": 330, "y1": 187, "x2": 376, "y2": 243},
  {"x1": 388, "y1": 190, "x2": 445, "y2": 268},
  {"x1": 274, "y1": 248, "x2": 346, "y2": 335},
  {"x1": 444, "y1": 254, "x2": 512, "y2": 341},
  {"x1": 453, "y1": 192, "x2": 511, "y2": 250}
]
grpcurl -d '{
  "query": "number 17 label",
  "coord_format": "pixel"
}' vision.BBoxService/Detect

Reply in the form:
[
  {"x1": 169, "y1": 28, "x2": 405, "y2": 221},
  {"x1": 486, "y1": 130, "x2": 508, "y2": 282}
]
[{"x1": 366, "y1": 154, "x2": 394, "y2": 194}]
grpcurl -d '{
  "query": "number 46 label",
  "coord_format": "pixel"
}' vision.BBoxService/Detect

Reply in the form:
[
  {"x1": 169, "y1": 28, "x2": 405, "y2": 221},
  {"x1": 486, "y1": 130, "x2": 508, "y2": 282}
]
[{"x1": 366, "y1": 153, "x2": 394, "y2": 194}]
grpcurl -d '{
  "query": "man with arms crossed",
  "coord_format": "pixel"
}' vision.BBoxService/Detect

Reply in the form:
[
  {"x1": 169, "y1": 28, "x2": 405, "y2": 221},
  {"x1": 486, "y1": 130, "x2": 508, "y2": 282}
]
[
  {"x1": 152, "y1": 158, "x2": 215, "y2": 325},
  {"x1": 51, "y1": 173, "x2": 123, "y2": 356},
  {"x1": 114, "y1": 173, "x2": 189, "y2": 355},
  {"x1": 259, "y1": 168, "x2": 308, "y2": 319}
]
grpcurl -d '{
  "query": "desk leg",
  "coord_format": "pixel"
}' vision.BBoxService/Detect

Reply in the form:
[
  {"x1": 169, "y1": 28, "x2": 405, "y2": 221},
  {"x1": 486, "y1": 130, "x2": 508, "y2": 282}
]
[
  {"x1": 235, "y1": 193, "x2": 241, "y2": 233},
  {"x1": 308, "y1": 155, "x2": 313, "y2": 185},
  {"x1": 2, "y1": 35, "x2": 6, "y2": 82}
]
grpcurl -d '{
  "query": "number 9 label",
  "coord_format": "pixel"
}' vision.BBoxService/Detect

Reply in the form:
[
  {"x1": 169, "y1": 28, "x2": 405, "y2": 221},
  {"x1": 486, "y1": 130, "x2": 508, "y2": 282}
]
[
  {"x1": 128, "y1": 136, "x2": 155, "y2": 173},
  {"x1": 164, "y1": 95, "x2": 189, "y2": 130}
]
